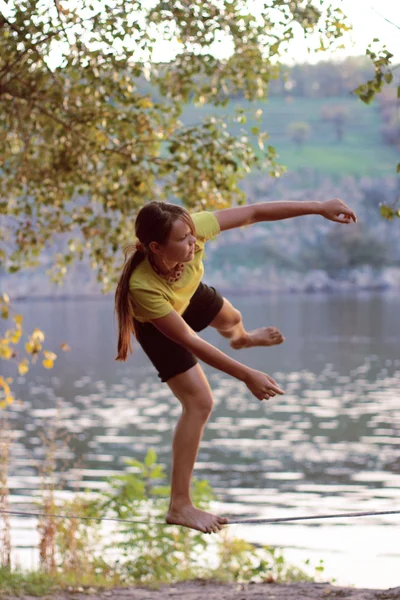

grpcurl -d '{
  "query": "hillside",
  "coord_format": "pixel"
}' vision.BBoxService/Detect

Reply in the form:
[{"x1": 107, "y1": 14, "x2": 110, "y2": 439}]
[{"x1": 180, "y1": 96, "x2": 398, "y2": 178}]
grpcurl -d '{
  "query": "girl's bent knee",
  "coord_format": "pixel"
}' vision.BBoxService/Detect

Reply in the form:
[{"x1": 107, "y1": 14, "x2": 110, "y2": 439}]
[
  {"x1": 217, "y1": 308, "x2": 242, "y2": 332},
  {"x1": 232, "y1": 308, "x2": 242, "y2": 326},
  {"x1": 187, "y1": 394, "x2": 214, "y2": 417}
]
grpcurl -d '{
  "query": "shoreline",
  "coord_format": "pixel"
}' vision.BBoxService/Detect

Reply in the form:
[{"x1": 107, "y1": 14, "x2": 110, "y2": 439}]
[
  {"x1": 5, "y1": 284, "x2": 400, "y2": 302},
  {"x1": 2, "y1": 580, "x2": 400, "y2": 599}
]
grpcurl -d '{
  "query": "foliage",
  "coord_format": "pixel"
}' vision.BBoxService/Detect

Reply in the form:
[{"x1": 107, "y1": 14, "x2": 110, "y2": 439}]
[
  {"x1": 353, "y1": 42, "x2": 397, "y2": 105},
  {"x1": 51, "y1": 495, "x2": 110, "y2": 581},
  {"x1": 0, "y1": 0, "x2": 349, "y2": 289},
  {"x1": 0, "y1": 292, "x2": 69, "y2": 407},
  {"x1": 0, "y1": 449, "x2": 327, "y2": 592},
  {"x1": 353, "y1": 40, "x2": 400, "y2": 180},
  {"x1": 379, "y1": 204, "x2": 400, "y2": 221},
  {"x1": 47, "y1": 449, "x2": 323, "y2": 586},
  {"x1": 99, "y1": 448, "x2": 213, "y2": 584}
]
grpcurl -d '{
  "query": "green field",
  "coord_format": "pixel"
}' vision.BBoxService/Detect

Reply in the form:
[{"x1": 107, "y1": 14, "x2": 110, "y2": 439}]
[{"x1": 180, "y1": 97, "x2": 398, "y2": 178}]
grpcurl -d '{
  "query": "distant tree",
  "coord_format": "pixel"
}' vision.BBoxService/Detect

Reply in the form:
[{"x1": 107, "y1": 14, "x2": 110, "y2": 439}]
[
  {"x1": 287, "y1": 122, "x2": 311, "y2": 150},
  {"x1": 300, "y1": 225, "x2": 389, "y2": 276},
  {"x1": 377, "y1": 86, "x2": 399, "y2": 123},
  {"x1": 381, "y1": 118, "x2": 400, "y2": 148},
  {"x1": 320, "y1": 104, "x2": 349, "y2": 142},
  {"x1": 271, "y1": 57, "x2": 374, "y2": 99}
]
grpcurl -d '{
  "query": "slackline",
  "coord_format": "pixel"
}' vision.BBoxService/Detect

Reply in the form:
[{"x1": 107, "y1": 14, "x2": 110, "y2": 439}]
[{"x1": 1, "y1": 508, "x2": 399, "y2": 525}]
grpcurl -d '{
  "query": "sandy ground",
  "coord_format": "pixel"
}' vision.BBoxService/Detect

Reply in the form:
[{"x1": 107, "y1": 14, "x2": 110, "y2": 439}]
[{"x1": 2, "y1": 581, "x2": 400, "y2": 600}]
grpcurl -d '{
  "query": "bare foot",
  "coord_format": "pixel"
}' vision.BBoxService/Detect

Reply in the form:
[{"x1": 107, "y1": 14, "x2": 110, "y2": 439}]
[
  {"x1": 166, "y1": 504, "x2": 229, "y2": 534},
  {"x1": 230, "y1": 326, "x2": 284, "y2": 350}
]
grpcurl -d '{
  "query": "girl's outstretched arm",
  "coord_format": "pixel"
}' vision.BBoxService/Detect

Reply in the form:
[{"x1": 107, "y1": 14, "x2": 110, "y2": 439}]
[{"x1": 214, "y1": 198, "x2": 357, "y2": 231}]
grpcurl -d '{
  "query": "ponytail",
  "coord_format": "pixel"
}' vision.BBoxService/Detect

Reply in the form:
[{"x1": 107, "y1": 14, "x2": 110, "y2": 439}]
[
  {"x1": 114, "y1": 245, "x2": 145, "y2": 362},
  {"x1": 114, "y1": 201, "x2": 195, "y2": 362}
]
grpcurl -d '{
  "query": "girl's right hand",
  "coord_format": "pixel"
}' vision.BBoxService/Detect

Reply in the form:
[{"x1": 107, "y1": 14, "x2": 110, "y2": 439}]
[{"x1": 243, "y1": 368, "x2": 285, "y2": 401}]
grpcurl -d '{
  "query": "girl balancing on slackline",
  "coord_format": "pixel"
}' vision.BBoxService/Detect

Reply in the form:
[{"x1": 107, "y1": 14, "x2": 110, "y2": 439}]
[{"x1": 114, "y1": 198, "x2": 357, "y2": 535}]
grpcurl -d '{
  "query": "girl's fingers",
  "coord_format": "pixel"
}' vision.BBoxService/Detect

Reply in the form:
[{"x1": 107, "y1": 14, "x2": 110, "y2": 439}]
[
  {"x1": 270, "y1": 383, "x2": 285, "y2": 394},
  {"x1": 339, "y1": 209, "x2": 357, "y2": 223}
]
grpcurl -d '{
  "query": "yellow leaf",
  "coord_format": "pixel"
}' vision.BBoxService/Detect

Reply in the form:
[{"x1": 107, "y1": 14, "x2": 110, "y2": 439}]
[
  {"x1": 13, "y1": 314, "x2": 23, "y2": 325},
  {"x1": 139, "y1": 98, "x2": 153, "y2": 109},
  {"x1": 42, "y1": 359, "x2": 54, "y2": 369},
  {"x1": 18, "y1": 361, "x2": 29, "y2": 375},
  {"x1": 5, "y1": 396, "x2": 13, "y2": 405},
  {"x1": 32, "y1": 329, "x2": 45, "y2": 342},
  {"x1": 43, "y1": 351, "x2": 57, "y2": 361},
  {"x1": 1, "y1": 293, "x2": 10, "y2": 304},
  {"x1": 9, "y1": 330, "x2": 22, "y2": 344},
  {"x1": 25, "y1": 341, "x2": 35, "y2": 353},
  {"x1": 0, "y1": 401, "x2": 6, "y2": 409},
  {"x1": 0, "y1": 346, "x2": 13, "y2": 359}
]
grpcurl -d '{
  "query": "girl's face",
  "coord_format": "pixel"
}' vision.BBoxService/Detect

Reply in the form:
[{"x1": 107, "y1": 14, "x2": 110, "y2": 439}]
[{"x1": 162, "y1": 217, "x2": 197, "y2": 263}]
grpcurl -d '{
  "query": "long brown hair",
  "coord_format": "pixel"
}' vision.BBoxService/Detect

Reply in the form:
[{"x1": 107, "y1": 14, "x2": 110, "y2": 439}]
[{"x1": 114, "y1": 201, "x2": 195, "y2": 362}]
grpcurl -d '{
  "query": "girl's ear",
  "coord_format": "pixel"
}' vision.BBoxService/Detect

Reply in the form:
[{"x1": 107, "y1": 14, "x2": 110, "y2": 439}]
[{"x1": 149, "y1": 241, "x2": 161, "y2": 255}]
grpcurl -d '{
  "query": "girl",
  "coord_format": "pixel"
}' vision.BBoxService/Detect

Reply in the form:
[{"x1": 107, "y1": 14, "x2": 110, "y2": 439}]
[{"x1": 114, "y1": 198, "x2": 357, "y2": 535}]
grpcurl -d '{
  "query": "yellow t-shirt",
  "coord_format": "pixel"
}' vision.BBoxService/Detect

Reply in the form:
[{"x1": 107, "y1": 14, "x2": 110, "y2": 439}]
[{"x1": 129, "y1": 211, "x2": 220, "y2": 323}]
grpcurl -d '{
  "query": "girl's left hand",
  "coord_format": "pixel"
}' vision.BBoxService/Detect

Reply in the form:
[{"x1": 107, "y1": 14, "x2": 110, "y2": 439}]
[{"x1": 320, "y1": 198, "x2": 357, "y2": 224}]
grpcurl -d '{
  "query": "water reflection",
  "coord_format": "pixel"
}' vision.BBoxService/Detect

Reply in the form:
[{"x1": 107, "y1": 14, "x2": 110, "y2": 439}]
[{"x1": 2, "y1": 291, "x2": 400, "y2": 586}]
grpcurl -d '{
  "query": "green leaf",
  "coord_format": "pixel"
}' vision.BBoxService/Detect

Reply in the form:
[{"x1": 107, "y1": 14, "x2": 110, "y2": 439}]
[
  {"x1": 384, "y1": 72, "x2": 393, "y2": 84},
  {"x1": 380, "y1": 205, "x2": 394, "y2": 220},
  {"x1": 149, "y1": 465, "x2": 165, "y2": 479},
  {"x1": 144, "y1": 448, "x2": 157, "y2": 468},
  {"x1": 123, "y1": 458, "x2": 144, "y2": 470}
]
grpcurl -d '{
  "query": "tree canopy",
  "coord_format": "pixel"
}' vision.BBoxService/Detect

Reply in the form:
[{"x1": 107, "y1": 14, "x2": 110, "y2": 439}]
[{"x1": 0, "y1": 0, "x2": 354, "y2": 287}]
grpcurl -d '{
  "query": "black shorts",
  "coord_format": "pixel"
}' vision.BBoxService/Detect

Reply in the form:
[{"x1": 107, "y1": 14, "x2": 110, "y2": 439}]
[{"x1": 133, "y1": 282, "x2": 224, "y2": 382}]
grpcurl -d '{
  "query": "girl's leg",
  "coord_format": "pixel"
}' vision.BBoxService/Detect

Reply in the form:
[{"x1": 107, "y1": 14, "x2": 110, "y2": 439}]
[
  {"x1": 209, "y1": 297, "x2": 284, "y2": 349},
  {"x1": 165, "y1": 363, "x2": 228, "y2": 534}
]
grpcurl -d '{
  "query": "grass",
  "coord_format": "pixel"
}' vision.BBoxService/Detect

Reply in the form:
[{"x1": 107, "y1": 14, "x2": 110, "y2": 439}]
[
  {"x1": 0, "y1": 567, "x2": 59, "y2": 597},
  {"x1": 180, "y1": 96, "x2": 398, "y2": 178},
  {"x1": 0, "y1": 563, "x2": 315, "y2": 597},
  {"x1": 0, "y1": 565, "x2": 130, "y2": 596}
]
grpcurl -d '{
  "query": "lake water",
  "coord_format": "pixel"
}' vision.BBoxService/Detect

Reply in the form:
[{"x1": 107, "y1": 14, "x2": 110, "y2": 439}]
[{"x1": 1, "y1": 291, "x2": 400, "y2": 588}]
